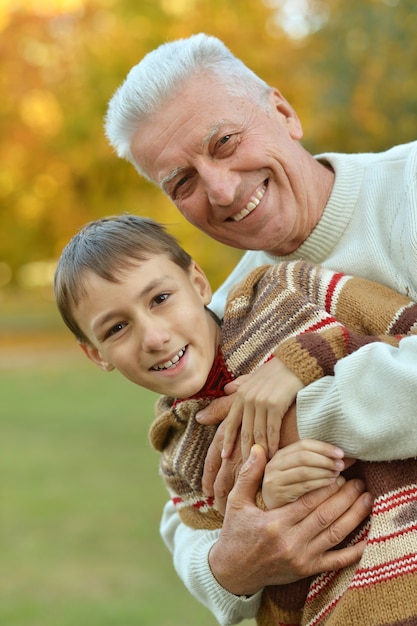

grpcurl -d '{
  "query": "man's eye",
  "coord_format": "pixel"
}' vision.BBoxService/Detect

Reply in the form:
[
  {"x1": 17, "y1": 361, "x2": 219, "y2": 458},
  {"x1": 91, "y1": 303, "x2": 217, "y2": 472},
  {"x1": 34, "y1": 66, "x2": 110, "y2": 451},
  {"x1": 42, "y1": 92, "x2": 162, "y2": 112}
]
[
  {"x1": 173, "y1": 175, "x2": 192, "y2": 200},
  {"x1": 177, "y1": 176, "x2": 189, "y2": 188},
  {"x1": 215, "y1": 134, "x2": 238, "y2": 156},
  {"x1": 219, "y1": 135, "x2": 231, "y2": 145}
]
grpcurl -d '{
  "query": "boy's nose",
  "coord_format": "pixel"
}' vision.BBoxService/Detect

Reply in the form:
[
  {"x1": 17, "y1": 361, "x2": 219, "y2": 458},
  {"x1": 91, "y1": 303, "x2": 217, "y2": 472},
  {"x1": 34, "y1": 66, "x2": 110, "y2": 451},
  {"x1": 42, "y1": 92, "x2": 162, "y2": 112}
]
[{"x1": 141, "y1": 323, "x2": 170, "y2": 352}]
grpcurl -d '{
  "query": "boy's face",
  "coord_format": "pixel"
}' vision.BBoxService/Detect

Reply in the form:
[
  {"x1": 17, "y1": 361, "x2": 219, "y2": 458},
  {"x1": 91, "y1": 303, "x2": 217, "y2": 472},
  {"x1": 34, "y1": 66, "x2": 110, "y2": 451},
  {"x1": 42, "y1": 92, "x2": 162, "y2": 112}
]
[{"x1": 75, "y1": 254, "x2": 219, "y2": 398}]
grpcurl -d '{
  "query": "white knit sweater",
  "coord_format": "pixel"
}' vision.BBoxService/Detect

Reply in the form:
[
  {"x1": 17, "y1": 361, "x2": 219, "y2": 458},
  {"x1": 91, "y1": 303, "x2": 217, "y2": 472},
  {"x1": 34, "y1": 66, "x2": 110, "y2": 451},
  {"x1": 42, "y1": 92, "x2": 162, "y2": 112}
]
[{"x1": 161, "y1": 141, "x2": 417, "y2": 625}]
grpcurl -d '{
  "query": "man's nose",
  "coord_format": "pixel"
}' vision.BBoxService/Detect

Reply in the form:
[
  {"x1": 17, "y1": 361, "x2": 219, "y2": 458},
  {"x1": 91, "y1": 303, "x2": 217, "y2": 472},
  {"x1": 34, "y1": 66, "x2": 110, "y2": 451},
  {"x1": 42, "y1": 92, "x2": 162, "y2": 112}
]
[{"x1": 200, "y1": 162, "x2": 240, "y2": 207}]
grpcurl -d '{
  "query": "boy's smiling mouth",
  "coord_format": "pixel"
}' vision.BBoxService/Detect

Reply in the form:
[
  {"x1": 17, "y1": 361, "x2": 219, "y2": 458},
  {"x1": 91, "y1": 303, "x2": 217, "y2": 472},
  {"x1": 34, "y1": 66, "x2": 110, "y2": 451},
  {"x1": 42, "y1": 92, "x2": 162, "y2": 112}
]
[{"x1": 151, "y1": 346, "x2": 187, "y2": 371}]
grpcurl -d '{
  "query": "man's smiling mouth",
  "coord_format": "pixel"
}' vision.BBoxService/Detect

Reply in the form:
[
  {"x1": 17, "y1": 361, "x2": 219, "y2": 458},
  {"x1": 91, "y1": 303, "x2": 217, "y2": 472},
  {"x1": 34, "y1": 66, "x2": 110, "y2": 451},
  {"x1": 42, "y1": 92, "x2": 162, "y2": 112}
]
[
  {"x1": 151, "y1": 347, "x2": 186, "y2": 371},
  {"x1": 229, "y1": 182, "x2": 267, "y2": 222}
]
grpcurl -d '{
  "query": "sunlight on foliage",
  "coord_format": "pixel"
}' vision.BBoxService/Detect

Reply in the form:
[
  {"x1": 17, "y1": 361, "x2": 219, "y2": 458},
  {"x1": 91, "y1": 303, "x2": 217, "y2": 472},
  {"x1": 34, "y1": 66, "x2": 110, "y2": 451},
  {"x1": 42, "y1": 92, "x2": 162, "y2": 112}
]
[
  {"x1": 1, "y1": 0, "x2": 417, "y2": 293},
  {"x1": 0, "y1": 0, "x2": 86, "y2": 17},
  {"x1": 265, "y1": 0, "x2": 330, "y2": 38},
  {"x1": 20, "y1": 89, "x2": 63, "y2": 135}
]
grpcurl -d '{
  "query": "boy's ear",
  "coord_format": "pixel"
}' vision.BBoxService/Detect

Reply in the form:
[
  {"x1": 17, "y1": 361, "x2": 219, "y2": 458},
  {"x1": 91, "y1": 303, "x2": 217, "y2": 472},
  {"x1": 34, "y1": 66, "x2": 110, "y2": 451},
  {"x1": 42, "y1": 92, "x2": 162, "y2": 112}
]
[
  {"x1": 78, "y1": 341, "x2": 115, "y2": 372},
  {"x1": 189, "y1": 261, "x2": 212, "y2": 305}
]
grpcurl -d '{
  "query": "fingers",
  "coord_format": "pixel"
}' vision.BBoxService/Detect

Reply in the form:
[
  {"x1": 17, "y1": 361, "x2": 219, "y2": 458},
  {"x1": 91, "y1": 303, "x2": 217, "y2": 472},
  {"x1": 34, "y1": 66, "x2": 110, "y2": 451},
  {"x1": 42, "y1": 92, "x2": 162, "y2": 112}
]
[
  {"x1": 240, "y1": 384, "x2": 278, "y2": 461},
  {"x1": 298, "y1": 478, "x2": 373, "y2": 552},
  {"x1": 252, "y1": 397, "x2": 286, "y2": 460},
  {"x1": 318, "y1": 539, "x2": 368, "y2": 573},
  {"x1": 208, "y1": 462, "x2": 372, "y2": 593},
  {"x1": 236, "y1": 358, "x2": 304, "y2": 461},
  {"x1": 228, "y1": 444, "x2": 267, "y2": 506},
  {"x1": 314, "y1": 481, "x2": 373, "y2": 551},
  {"x1": 201, "y1": 421, "x2": 225, "y2": 496},
  {"x1": 263, "y1": 479, "x2": 373, "y2": 580},
  {"x1": 277, "y1": 438, "x2": 344, "y2": 457},
  {"x1": 223, "y1": 375, "x2": 249, "y2": 395},
  {"x1": 214, "y1": 449, "x2": 244, "y2": 515},
  {"x1": 222, "y1": 407, "x2": 244, "y2": 460},
  {"x1": 265, "y1": 440, "x2": 345, "y2": 484},
  {"x1": 263, "y1": 476, "x2": 345, "y2": 510},
  {"x1": 195, "y1": 394, "x2": 234, "y2": 425},
  {"x1": 262, "y1": 440, "x2": 346, "y2": 508},
  {"x1": 278, "y1": 475, "x2": 361, "y2": 526}
]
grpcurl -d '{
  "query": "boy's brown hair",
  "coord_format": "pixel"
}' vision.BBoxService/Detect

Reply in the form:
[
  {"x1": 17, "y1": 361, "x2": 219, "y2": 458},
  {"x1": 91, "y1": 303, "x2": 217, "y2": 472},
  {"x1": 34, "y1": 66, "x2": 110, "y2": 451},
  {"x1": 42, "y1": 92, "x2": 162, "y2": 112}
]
[{"x1": 54, "y1": 213, "x2": 192, "y2": 343}]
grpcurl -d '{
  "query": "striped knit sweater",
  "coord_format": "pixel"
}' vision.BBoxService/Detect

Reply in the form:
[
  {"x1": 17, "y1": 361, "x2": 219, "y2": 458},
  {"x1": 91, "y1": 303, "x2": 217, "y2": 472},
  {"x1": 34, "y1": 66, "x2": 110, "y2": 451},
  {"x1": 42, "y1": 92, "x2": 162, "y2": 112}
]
[{"x1": 149, "y1": 260, "x2": 417, "y2": 626}]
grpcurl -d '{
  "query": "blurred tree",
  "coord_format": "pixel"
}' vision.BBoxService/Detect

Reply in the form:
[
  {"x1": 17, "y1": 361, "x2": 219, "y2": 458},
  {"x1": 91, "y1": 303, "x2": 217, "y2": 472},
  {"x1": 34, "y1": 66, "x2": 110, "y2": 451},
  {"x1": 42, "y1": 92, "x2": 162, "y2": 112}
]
[
  {"x1": 268, "y1": 0, "x2": 417, "y2": 152},
  {"x1": 0, "y1": 0, "x2": 416, "y2": 288},
  {"x1": 0, "y1": 0, "x2": 280, "y2": 288}
]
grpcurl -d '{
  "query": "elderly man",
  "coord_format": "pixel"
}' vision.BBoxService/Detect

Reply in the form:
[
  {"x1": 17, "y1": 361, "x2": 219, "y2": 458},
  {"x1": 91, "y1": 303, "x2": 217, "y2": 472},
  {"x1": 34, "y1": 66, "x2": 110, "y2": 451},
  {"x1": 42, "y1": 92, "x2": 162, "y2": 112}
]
[{"x1": 105, "y1": 33, "x2": 417, "y2": 625}]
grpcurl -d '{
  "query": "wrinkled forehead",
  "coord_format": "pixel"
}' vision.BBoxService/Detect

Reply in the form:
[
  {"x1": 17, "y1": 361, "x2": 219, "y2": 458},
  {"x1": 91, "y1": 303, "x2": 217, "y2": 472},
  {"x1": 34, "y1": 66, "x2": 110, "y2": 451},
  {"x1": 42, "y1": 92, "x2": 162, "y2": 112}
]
[{"x1": 130, "y1": 74, "x2": 240, "y2": 184}]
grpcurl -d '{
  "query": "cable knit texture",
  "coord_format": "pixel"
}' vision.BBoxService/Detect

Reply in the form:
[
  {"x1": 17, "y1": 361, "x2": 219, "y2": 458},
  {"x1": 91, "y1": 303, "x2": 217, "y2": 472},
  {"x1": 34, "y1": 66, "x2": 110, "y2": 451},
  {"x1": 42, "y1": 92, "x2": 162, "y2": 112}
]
[{"x1": 149, "y1": 259, "x2": 417, "y2": 625}]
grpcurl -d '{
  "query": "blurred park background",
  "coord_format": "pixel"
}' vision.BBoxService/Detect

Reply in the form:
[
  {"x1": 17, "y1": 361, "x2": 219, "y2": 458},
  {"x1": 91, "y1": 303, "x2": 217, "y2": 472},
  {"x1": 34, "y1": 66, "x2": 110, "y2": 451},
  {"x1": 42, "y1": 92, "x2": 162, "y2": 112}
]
[{"x1": 1, "y1": 0, "x2": 416, "y2": 624}]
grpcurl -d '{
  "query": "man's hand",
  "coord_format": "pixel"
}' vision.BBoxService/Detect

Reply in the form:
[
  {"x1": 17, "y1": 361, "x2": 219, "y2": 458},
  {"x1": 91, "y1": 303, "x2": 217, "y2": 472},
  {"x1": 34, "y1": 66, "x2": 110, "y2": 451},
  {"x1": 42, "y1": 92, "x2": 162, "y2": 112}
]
[{"x1": 209, "y1": 444, "x2": 373, "y2": 596}]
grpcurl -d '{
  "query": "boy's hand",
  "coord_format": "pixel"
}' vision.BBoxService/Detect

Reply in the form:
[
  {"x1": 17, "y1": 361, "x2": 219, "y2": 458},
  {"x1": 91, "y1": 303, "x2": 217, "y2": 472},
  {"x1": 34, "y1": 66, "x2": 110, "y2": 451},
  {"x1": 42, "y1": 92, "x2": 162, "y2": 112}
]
[
  {"x1": 262, "y1": 439, "x2": 347, "y2": 509},
  {"x1": 222, "y1": 357, "x2": 304, "y2": 462}
]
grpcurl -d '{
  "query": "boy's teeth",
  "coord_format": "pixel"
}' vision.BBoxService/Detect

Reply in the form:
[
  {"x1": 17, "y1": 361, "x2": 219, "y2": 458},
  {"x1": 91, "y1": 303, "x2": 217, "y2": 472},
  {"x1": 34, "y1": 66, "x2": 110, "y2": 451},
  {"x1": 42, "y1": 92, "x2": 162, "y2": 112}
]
[{"x1": 153, "y1": 348, "x2": 185, "y2": 370}]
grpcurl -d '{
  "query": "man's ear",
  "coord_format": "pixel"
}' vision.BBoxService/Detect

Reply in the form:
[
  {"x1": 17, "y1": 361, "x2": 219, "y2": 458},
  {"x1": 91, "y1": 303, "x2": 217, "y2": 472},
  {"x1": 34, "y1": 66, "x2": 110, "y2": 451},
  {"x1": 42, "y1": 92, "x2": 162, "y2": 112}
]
[
  {"x1": 269, "y1": 88, "x2": 303, "y2": 140},
  {"x1": 78, "y1": 341, "x2": 115, "y2": 372},
  {"x1": 189, "y1": 261, "x2": 212, "y2": 306}
]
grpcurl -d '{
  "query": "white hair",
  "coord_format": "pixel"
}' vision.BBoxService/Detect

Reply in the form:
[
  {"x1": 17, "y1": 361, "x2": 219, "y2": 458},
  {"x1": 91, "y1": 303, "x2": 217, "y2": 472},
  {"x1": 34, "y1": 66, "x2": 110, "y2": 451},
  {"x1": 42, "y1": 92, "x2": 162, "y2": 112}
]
[{"x1": 104, "y1": 33, "x2": 271, "y2": 177}]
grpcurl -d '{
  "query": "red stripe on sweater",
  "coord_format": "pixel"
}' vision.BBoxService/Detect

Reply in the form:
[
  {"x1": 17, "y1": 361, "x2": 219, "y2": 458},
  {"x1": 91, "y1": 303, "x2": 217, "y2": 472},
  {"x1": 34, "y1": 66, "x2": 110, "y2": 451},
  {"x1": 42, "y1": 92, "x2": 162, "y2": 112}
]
[
  {"x1": 193, "y1": 496, "x2": 215, "y2": 510},
  {"x1": 325, "y1": 272, "x2": 345, "y2": 312},
  {"x1": 302, "y1": 316, "x2": 339, "y2": 333},
  {"x1": 367, "y1": 521, "x2": 417, "y2": 545},
  {"x1": 304, "y1": 554, "x2": 417, "y2": 626},
  {"x1": 307, "y1": 594, "x2": 341, "y2": 626},
  {"x1": 171, "y1": 495, "x2": 215, "y2": 509},
  {"x1": 372, "y1": 485, "x2": 417, "y2": 514},
  {"x1": 352, "y1": 553, "x2": 417, "y2": 586},
  {"x1": 307, "y1": 524, "x2": 370, "y2": 598}
]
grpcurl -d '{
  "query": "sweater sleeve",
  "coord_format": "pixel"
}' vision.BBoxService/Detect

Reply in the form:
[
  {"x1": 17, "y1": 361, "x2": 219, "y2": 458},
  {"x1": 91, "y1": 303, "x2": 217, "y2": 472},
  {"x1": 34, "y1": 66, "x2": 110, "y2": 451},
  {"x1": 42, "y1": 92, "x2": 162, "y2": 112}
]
[
  {"x1": 296, "y1": 336, "x2": 417, "y2": 461},
  {"x1": 209, "y1": 250, "x2": 275, "y2": 318},
  {"x1": 221, "y1": 260, "x2": 417, "y2": 388},
  {"x1": 270, "y1": 261, "x2": 417, "y2": 386},
  {"x1": 149, "y1": 396, "x2": 225, "y2": 530},
  {"x1": 160, "y1": 500, "x2": 262, "y2": 625}
]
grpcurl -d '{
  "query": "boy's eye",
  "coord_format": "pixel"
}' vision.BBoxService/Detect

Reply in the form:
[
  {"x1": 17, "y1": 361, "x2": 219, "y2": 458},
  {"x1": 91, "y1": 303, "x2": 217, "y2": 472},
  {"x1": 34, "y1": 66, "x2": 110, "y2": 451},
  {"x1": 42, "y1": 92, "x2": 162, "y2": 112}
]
[
  {"x1": 152, "y1": 293, "x2": 169, "y2": 306},
  {"x1": 105, "y1": 322, "x2": 125, "y2": 339}
]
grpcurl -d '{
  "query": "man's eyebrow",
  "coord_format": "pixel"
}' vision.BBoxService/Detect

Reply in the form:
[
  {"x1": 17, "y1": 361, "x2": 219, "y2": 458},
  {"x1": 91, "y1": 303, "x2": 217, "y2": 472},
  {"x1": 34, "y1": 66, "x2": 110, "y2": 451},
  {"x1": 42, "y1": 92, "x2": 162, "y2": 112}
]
[
  {"x1": 161, "y1": 167, "x2": 185, "y2": 193},
  {"x1": 204, "y1": 120, "x2": 226, "y2": 144},
  {"x1": 160, "y1": 120, "x2": 227, "y2": 193}
]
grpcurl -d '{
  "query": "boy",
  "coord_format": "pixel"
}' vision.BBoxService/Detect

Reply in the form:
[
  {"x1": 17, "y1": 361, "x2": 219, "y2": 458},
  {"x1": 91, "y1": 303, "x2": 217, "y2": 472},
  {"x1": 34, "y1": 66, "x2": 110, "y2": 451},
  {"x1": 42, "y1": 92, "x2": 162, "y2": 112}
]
[{"x1": 54, "y1": 214, "x2": 417, "y2": 625}]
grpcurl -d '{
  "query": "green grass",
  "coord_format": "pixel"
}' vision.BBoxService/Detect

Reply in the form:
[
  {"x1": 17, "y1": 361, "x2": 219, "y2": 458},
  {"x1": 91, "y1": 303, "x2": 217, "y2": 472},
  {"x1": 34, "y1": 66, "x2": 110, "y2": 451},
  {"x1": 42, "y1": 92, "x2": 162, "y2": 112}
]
[{"x1": 0, "y1": 327, "x2": 256, "y2": 626}]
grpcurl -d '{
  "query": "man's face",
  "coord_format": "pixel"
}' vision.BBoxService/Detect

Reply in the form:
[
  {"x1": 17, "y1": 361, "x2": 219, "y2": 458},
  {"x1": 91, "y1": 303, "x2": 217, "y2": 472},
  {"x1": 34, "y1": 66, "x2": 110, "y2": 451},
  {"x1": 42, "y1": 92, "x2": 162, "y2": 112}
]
[{"x1": 132, "y1": 74, "x2": 313, "y2": 256}]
